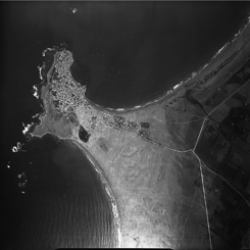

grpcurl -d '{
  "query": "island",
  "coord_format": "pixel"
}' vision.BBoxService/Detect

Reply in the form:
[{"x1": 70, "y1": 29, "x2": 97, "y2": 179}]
[{"x1": 29, "y1": 20, "x2": 250, "y2": 249}]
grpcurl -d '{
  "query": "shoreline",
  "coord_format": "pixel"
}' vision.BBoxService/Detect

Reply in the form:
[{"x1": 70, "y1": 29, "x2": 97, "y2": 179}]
[
  {"x1": 74, "y1": 15, "x2": 250, "y2": 114},
  {"x1": 28, "y1": 12, "x2": 250, "y2": 248},
  {"x1": 69, "y1": 138, "x2": 122, "y2": 248}
]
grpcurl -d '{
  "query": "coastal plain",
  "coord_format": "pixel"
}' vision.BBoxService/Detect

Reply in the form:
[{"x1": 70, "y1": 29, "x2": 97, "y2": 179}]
[{"x1": 31, "y1": 22, "x2": 250, "y2": 249}]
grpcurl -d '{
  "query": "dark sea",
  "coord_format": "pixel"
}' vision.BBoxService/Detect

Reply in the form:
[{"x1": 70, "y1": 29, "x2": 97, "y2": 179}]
[
  {"x1": 5, "y1": 135, "x2": 116, "y2": 249},
  {"x1": 2, "y1": 2, "x2": 250, "y2": 249}
]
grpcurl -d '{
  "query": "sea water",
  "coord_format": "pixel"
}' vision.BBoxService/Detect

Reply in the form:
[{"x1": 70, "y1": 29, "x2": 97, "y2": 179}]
[
  {"x1": 14, "y1": 135, "x2": 117, "y2": 249},
  {"x1": 2, "y1": 2, "x2": 250, "y2": 249}
]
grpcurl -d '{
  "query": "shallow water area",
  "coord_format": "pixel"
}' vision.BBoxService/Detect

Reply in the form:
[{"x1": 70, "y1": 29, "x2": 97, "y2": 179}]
[{"x1": 13, "y1": 134, "x2": 117, "y2": 249}]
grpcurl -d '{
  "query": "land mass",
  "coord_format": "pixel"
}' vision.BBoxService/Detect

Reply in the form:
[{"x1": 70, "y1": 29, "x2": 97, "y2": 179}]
[{"x1": 30, "y1": 22, "x2": 250, "y2": 249}]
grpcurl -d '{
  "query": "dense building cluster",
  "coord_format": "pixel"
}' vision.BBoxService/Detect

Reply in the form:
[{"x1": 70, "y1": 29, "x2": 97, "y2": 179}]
[{"x1": 49, "y1": 51, "x2": 86, "y2": 112}]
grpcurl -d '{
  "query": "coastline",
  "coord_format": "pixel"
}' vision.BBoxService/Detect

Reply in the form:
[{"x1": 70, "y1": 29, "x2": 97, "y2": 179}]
[
  {"x1": 27, "y1": 12, "x2": 250, "y2": 248},
  {"x1": 74, "y1": 15, "x2": 250, "y2": 114},
  {"x1": 69, "y1": 138, "x2": 121, "y2": 248}
]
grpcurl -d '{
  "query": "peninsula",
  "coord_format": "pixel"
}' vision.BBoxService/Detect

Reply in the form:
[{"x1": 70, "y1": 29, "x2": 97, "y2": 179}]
[{"x1": 30, "y1": 21, "x2": 250, "y2": 249}]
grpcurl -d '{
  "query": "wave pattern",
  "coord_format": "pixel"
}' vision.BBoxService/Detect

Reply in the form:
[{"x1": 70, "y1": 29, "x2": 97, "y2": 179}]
[{"x1": 17, "y1": 141, "x2": 116, "y2": 249}]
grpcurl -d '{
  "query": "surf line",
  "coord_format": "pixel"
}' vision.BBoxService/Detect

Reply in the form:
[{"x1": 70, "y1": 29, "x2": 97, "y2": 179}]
[{"x1": 70, "y1": 139, "x2": 122, "y2": 248}]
